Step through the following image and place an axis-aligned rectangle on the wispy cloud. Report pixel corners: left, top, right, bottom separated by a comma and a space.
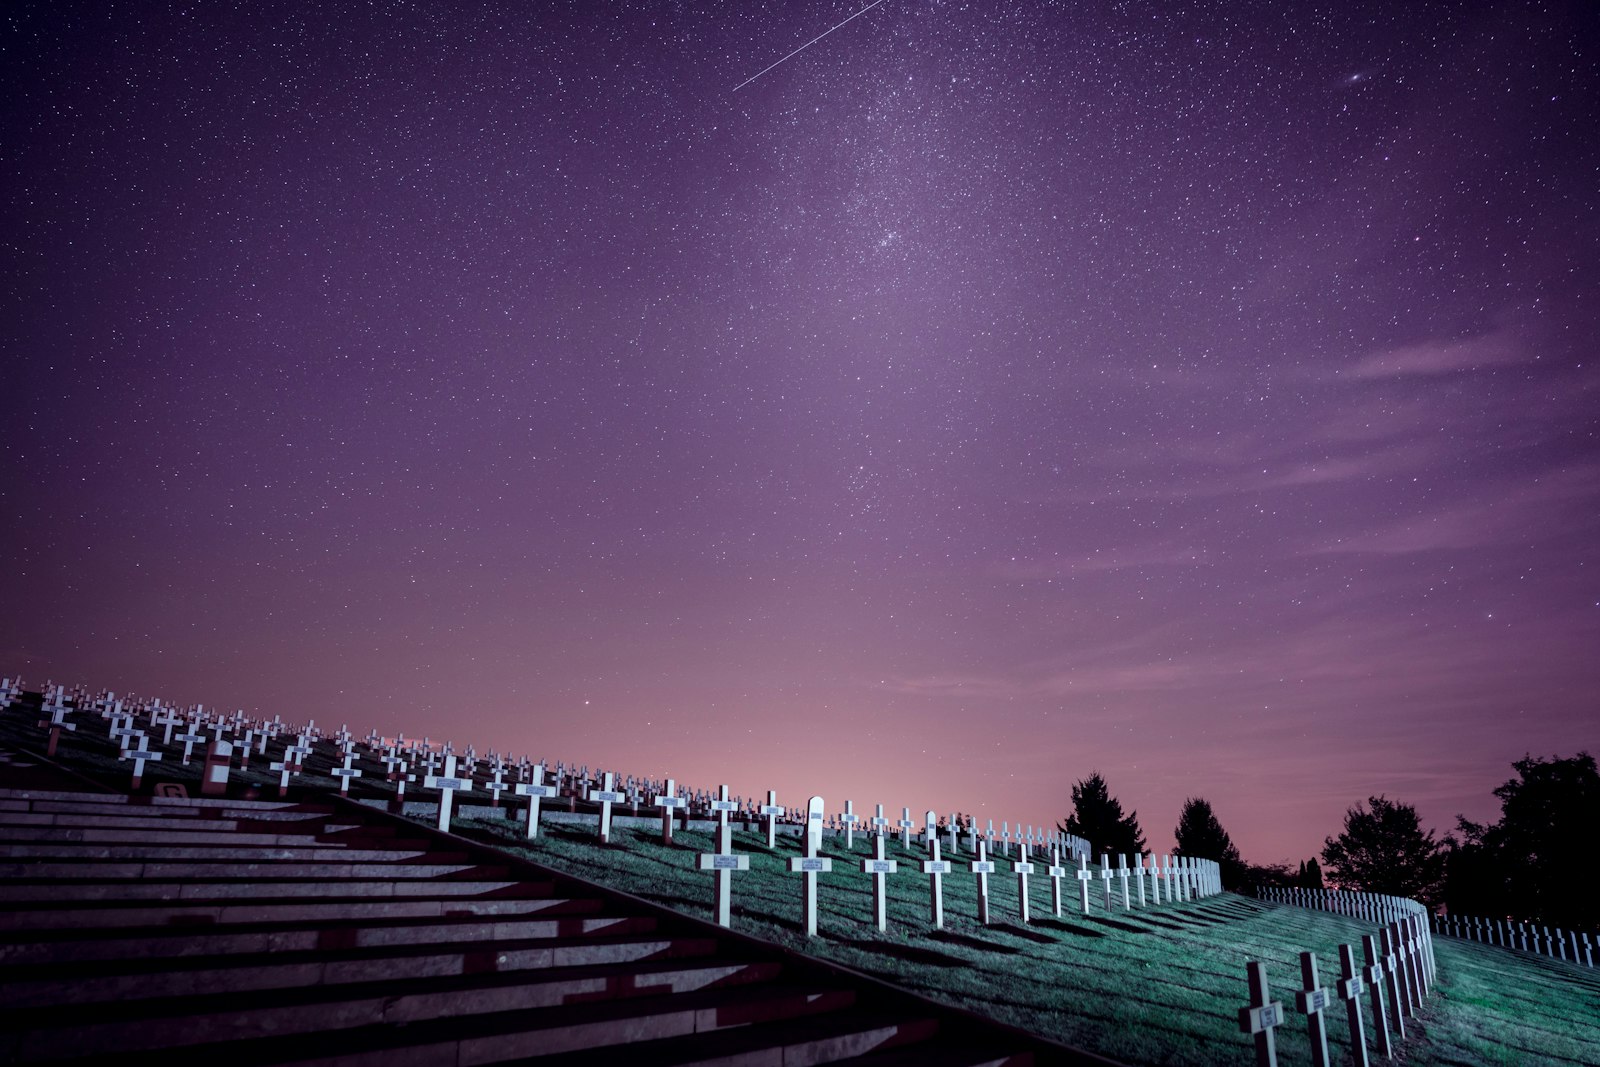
1346, 327, 1530, 380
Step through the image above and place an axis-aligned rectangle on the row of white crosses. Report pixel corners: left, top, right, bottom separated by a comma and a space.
691, 789, 1222, 934
1242, 911, 1435, 1066
1433, 911, 1594, 967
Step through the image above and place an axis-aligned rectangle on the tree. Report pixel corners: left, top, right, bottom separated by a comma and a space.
1295, 857, 1324, 889
1059, 772, 1146, 857
1321, 795, 1447, 906
1173, 797, 1245, 889
1448, 752, 1600, 929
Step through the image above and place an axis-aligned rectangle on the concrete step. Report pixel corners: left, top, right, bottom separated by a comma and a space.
0, 893, 601, 930
0, 812, 332, 831
850, 1040, 1038, 1067
4, 958, 788, 1059
0, 789, 328, 812
39, 981, 863, 1066
522, 1008, 944, 1066
0, 860, 508, 880
0, 912, 662, 966
0, 843, 444, 862
7, 802, 344, 822
0, 826, 351, 846
0, 878, 541, 902
0, 932, 723, 1008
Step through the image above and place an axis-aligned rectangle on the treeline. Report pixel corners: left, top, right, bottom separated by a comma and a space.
1056, 752, 1598, 929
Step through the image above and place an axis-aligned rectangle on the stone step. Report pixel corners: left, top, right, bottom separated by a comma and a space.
0, 893, 601, 931
0, 860, 507, 880
0, 912, 661, 966
34, 981, 862, 1066
0, 826, 350, 846
4, 958, 788, 1059
0, 843, 445, 863
0, 932, 722, 1008
0, 812, 332, 831
850, 1039, 1039, 1067
0, 878, 541, 902
6, 802, 341, 822
522, 1008, 944, 1066
0, 789, 328, 811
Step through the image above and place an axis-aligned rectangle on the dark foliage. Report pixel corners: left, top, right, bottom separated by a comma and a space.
1447, 752, 1599, 928
1059, 771, 1146, 858
1173, 797, 1246, 890
1321, 794, 1447, 906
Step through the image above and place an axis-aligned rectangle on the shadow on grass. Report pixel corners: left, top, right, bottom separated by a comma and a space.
989, 922, 1065, 945
928, 929, 1024, 954
1082, 915, 1158, 935
825, 937, 968, 968
1031, 918, 1107, 939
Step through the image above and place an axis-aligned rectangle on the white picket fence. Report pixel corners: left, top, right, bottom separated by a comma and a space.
1433, 911, 1594, 967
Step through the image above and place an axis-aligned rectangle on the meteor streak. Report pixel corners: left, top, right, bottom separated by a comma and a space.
732, 0, 891, 92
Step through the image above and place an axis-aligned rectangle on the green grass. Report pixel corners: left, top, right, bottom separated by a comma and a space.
445, 812, 1600, 1067
6, 713, 1597, 1066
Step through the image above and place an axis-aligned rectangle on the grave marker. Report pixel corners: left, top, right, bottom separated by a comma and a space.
1100, 854, 1117, 908
1077, 856, 1096, 914
1295, 951, 1332, 1067
329, 747, 362, 797
1361, 933, 1393, 1057
759, 789, 784, 848
485, 762, 508, 809
1117, 854, 1132, 908
1377, 928, 1406, 1039
1336, 943, 1370, 1067
587, 771, 628, 844
898, 807, 915, 850
653, 778, 686, 844
1047, 847, 1068, 917
120, 738, 162, 790
785, 796, 832, 936
515, 763, 558, 838
970, 840, 996, 924
36, 695, 76, 756
423, 753, 475, 833
1014, 842, 1036, 923
839, 800, 860, 849
201, 739, 233, 797
921, 814, 951, 928
860, 833, 899, 932
871, 804, 889, 839
1238, 960, 1286, 1067
697, 785, 750, 928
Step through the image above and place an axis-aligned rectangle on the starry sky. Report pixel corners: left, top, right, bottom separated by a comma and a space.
4, 0, 1596, 863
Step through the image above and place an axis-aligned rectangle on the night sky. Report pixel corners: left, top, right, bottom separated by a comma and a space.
4, 0, 1596, 863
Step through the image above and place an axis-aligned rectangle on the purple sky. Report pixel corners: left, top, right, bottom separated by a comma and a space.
4, 1, 1596, 862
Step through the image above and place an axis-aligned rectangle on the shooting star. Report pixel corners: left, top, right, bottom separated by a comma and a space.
733, 0, 891, 92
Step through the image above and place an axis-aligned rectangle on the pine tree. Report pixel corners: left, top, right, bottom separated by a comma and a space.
1322, 795, 1445, 905
1173, 797, 1245, 889
1059, 772, 1146, 857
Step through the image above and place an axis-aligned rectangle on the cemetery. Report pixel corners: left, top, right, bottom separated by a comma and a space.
1, 676, 1597, 1065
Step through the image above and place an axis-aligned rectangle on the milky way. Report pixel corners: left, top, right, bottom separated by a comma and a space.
4, 0, 1596, 862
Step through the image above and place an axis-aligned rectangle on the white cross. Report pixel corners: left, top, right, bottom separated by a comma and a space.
1077, 856, 1096, 914
330, 747, 362, 797
653, 778, 687, 844
921, 820, 952, 929
786, 796, 832, 936
860, 833, 898, 932
870, 804, 889, 839
1100, 854, 1117, 907
485, 762, 508, 808
1335, 943, 1370, 1067
898, 806, 915, 850
697, 784, 749, 928
151, 705, 183, 746
423, 753, 475, 833
587, 772, 628, 844
1014, 841, 1036, 923
758, 789, 784, 848
839, 800, 860, 850
1117, 854, 1133, 908
1238, 960, 1286, 1065
120, 742, 162, 789
970, 840, 995, 924
1047, 847, 1068, 916
945, 812, 959, 854
173, 722, 207, 766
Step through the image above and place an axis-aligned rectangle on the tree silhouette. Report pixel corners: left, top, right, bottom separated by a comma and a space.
1321, 795, 1446, 906
1449, 752, 1599, 928
1059, 772, 1146, 857
1173, 797, 1245, 889
1295, 857, 1325, 889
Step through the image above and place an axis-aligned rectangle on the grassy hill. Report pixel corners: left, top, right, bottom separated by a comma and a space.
446, 812, 1600, 1067
3, 709, 1595, 1065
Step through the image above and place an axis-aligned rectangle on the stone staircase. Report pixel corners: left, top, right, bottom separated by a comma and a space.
0, 786, 1105, 1066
